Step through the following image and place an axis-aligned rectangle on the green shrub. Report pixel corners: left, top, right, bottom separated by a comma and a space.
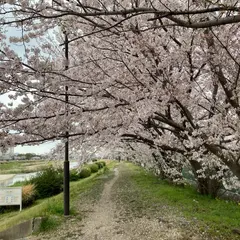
30, 167, 63, 199
99, 161, 106, 167
95, 162, 103, 169
70, 169, 80, 181
89, 164, 99, 173
79, 167, 91, 178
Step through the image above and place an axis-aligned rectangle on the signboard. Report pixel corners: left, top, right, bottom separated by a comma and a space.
0, 187, 22, 211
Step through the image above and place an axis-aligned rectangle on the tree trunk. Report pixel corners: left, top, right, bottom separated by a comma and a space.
189, 159, 221, 197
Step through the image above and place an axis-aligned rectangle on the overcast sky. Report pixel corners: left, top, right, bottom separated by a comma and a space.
14, 142, 57, 154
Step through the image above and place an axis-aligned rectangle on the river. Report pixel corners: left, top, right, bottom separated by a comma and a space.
0, 162, 79, 187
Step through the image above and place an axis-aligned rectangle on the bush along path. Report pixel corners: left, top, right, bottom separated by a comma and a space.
28, 162, 240, 240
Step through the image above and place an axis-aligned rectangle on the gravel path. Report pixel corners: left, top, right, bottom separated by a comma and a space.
27, 163, 204, 240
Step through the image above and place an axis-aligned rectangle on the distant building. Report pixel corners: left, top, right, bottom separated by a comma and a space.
0, 147, 14, 160
14, 155, 25, 160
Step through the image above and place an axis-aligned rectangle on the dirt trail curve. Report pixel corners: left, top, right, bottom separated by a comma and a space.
28, 163, 202, 240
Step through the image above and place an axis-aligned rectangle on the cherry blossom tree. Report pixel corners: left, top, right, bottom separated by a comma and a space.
1, 0, 240, 196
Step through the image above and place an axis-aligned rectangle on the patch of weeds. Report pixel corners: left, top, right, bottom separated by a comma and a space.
46, 199, 64, 215
39, 216, 61, 232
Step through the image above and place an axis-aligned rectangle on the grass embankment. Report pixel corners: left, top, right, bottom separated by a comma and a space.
0, 161, 117, 233
0, 160, 51, 174
125, 163, 240, 240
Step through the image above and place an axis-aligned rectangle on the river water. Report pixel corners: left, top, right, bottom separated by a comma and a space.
0, 161, 79, 187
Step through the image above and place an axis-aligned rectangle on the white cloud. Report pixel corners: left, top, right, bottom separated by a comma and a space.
15, 141, 57, 154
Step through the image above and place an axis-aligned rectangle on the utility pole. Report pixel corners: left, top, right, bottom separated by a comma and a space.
52, 0, 70, 216
64, 31, 69, 216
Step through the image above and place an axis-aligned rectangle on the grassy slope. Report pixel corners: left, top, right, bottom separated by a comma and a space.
126, 162, 240, 240
0, 164, 116, 232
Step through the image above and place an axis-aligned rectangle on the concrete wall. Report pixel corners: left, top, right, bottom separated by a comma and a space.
0, 217, 43, 240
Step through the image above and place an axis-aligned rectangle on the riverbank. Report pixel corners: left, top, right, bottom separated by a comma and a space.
0, 160, 50, 174
0, 164, 111, 234
0, 174, 15, 187
0, 161, 79, 186
0, 162, 239, 239
25, 162, 240, 240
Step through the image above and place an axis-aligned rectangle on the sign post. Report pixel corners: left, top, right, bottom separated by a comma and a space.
0, 187, 22, 211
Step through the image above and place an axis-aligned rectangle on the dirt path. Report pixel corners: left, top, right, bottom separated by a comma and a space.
28, 163, 203, 240
79, 167, 180, 240
79, 168, 120, 239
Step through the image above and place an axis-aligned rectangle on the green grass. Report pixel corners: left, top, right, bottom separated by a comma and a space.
38, 216, 62, 232
127, 163, 240, 240
0, 160, 51, 174
0, 163, 115, 233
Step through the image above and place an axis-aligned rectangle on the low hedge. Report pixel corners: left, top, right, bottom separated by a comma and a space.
79, 167, 91, 178
89, 164, 99, 173
99, 161, 106, 167
95, 162, 103, 169
70, 169, 81, 181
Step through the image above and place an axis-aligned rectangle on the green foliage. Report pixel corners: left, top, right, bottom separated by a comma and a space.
25, 153, 36, 160
89, 164, 99, 173
45, 198, 64, 215
12, 180, 29, 187
70, 169, 80, 181
79, 167, 91, 178
95, 162, 104, 169
39, 216, 61, 232
30, 167, 63, 199
99, 161, 106, 167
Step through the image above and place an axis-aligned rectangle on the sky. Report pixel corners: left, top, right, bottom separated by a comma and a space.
15, 142, 57, 154
0, 11, 58, 154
